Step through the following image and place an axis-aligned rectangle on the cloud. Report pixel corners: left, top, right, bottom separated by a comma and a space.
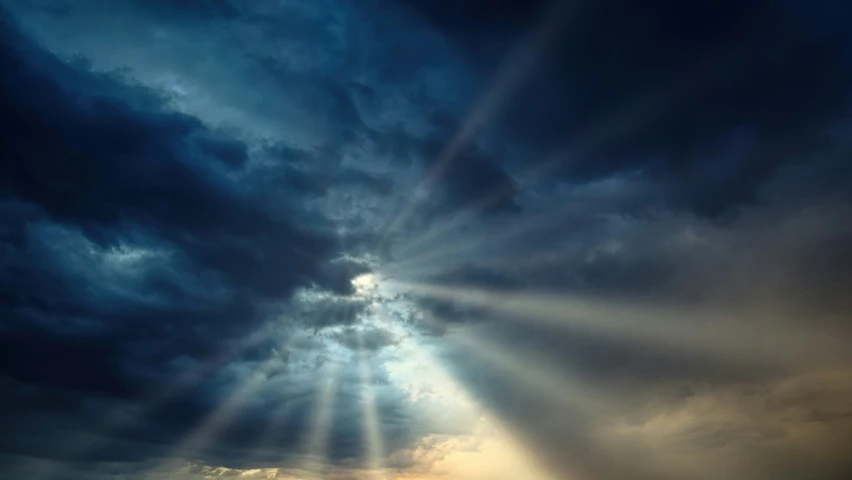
2, 1, 852, 480
332, 327, 399, 351
0, 8, 420, 472
399, 0, 852, 217
410, 266, 523, 327
385, 137, 852, 480
599, 368, 852, 479
290, 292, 370, 330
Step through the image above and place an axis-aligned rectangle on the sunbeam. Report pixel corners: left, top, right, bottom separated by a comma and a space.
242, 392, 299, 467
389, 33, 770, 268
378, 2, 574, 241
140, 353, 286, 479
385, 202, 592, 277
4, 2, 852, 479
297, 360, 341, 480
444, 324, 607, 414
27, 325, 277, 480
372, 305, 562, 480
387, 280, 852, 369
357, 329, 387, 479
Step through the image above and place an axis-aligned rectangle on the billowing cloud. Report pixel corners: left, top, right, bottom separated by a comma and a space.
1, 1, 852, 480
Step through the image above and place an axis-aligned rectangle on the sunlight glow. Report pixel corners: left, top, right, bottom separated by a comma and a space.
386, 204, 586, 277
373, 305, 561, 480
357, 330, 388, 479
299, 361, 341, 480
387, 280, 851, 368
352, 273, 379, 297
446, 326, 606, 414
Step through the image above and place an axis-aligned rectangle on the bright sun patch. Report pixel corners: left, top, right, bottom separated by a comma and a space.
351, 273, 378, 296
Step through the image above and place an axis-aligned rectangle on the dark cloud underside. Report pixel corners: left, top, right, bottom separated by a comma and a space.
1, 1, 852, 479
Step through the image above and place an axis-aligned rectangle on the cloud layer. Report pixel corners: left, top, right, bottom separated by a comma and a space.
1, 1, 851, 479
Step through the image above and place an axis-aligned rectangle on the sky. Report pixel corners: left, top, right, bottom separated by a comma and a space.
1, 1, 852, 479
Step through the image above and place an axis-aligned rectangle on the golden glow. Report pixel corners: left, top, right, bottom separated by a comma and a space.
390, 417, 563, 480
374, 305, 561, 480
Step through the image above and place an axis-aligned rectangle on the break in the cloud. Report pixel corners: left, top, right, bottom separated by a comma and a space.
1, 1, 851, 480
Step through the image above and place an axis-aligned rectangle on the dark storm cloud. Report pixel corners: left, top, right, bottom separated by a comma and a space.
255, 146, 394, 199
335, 168, 394, 196
398, 0, 548, 34
419, 134, 520, 215
332, 326, 398, 351
399, 0, 852, 217
0, 14, 348, 297
252, 56, 368, 146
292, 295, 370, 330
361, 115, 523, 240
0, 9, 407, 472
4, 0, 852, 479
128, 0, 241, 20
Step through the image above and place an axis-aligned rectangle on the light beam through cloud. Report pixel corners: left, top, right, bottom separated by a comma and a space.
357, 329, 388, 479
388, 280, 852, 369
297, 360, 341, 480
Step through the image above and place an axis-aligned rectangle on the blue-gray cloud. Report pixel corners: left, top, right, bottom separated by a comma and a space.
0, 7, 419, 473
2, 1, 852, 479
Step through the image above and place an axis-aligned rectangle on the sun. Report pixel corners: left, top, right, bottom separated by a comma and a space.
351, 273, 379, 297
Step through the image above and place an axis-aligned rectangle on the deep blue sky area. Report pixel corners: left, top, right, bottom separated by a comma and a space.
1, 1, 852, 479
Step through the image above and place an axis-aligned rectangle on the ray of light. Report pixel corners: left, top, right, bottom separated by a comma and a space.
378, 3, 573, 241
387, 98, 676, 265
443, 325, 606, 414
112, 325, 272, 422
386, 155, 580, 267
242, 396, 299, 466
297, 360, 341, 480
384, 202, 592, 278
356, 329, 387, 479
30, 325, 276, 480
169, 357, 281, 457
139, 355, 287, 480
136, 331, 304, 478
372, 306, 562, 480
373, 306, 479, 413
387, 280, 852, 369
389, 36, 768, 268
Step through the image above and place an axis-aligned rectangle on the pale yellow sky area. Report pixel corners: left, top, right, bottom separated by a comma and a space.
190, 314, 561, 480
197, 417, 557, 480
390, 418, 558, 480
